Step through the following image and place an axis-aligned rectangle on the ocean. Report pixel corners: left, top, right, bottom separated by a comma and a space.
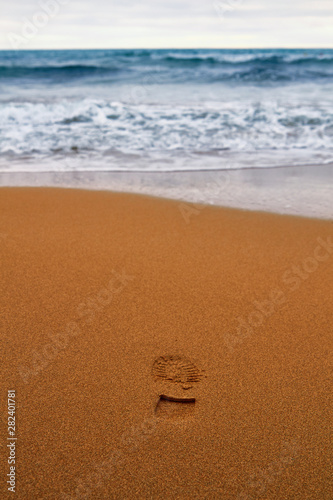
0, 48, 333, 172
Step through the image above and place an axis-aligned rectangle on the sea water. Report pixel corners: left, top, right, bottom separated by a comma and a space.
0, 48, 333, 172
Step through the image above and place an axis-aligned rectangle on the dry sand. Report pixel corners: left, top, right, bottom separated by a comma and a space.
0, 187, 332, 499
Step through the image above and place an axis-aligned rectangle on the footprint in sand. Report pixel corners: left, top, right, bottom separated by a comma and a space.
152, 355, 204, 419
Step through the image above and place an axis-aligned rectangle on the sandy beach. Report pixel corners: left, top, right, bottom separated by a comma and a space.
1, 186, 332, 499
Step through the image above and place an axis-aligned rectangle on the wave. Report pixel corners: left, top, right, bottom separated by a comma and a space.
1, 52, 332, 84
289, 56, 333, 65
0, 64, 121, 79
163, 55, 220, 65
1, 98, 332, 156
150, 52, 333, 66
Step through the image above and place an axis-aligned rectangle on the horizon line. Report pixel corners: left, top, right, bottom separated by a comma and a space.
0, 47, 332, 51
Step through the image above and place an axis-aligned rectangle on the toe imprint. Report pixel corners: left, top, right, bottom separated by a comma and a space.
152, 355, 203, 389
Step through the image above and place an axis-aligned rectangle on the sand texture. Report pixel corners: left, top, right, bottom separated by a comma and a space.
0, 187, 332, 499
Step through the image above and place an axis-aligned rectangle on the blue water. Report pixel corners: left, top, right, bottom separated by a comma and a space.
0, 49, 333, 171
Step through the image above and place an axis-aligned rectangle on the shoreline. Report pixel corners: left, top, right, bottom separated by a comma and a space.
1, 163, 332, 220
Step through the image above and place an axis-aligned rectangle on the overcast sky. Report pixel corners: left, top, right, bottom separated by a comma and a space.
1, 0, 332, 50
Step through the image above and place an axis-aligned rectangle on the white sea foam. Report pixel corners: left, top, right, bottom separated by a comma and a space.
0, 94, 333, 172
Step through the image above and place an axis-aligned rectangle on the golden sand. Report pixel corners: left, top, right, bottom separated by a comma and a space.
0, 187, 332, 499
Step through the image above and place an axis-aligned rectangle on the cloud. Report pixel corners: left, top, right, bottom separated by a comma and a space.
0, 0, 332, 49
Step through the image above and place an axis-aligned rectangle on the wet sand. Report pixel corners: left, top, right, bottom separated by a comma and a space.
0, 187, 332, 499
1, 163, 333, 220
